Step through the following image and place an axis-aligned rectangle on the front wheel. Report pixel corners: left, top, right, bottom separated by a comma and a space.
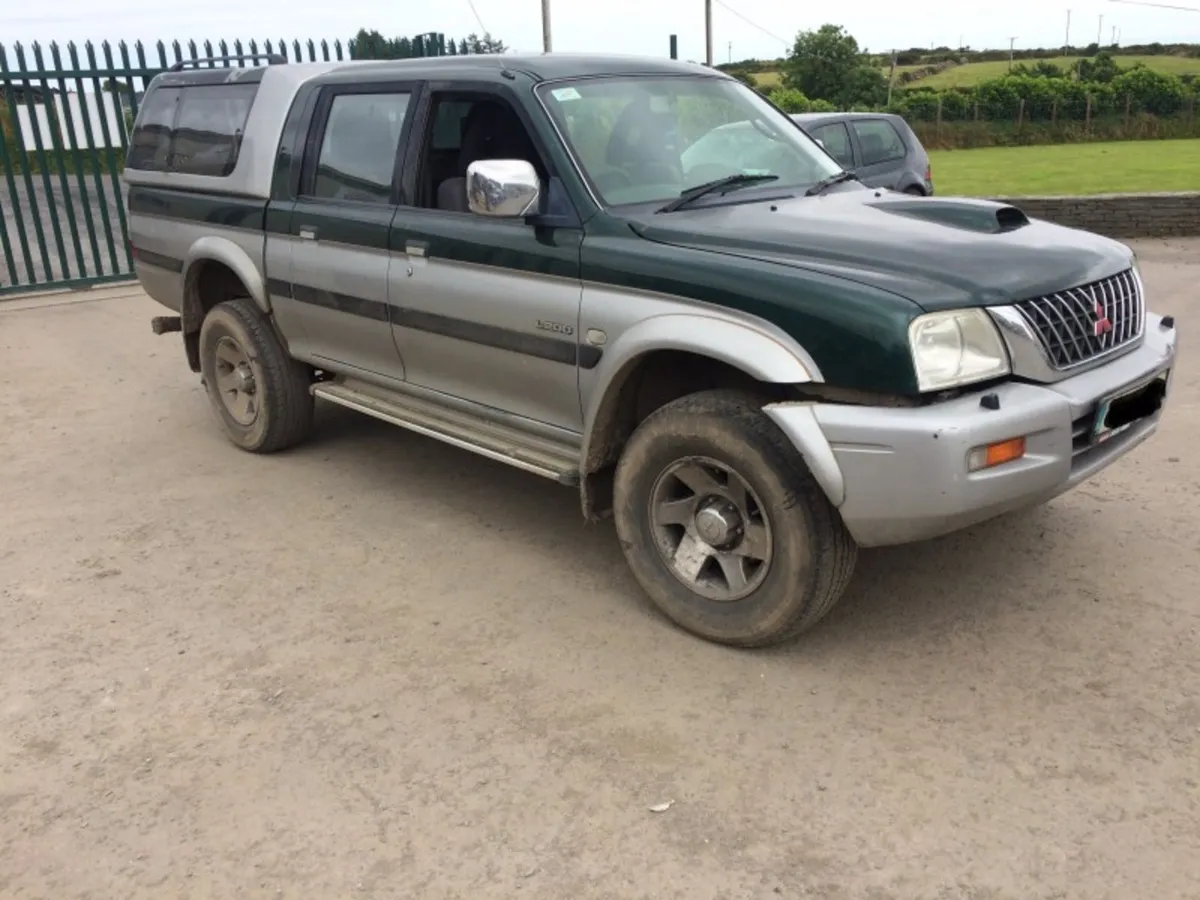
198, 297, 314, 453
612, 391, 857, 648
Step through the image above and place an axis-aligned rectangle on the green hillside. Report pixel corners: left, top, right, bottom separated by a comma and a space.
753, 55, 1200, 92
908, 55, 1200, 88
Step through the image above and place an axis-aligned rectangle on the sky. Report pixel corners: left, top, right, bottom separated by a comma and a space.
3, 0, 1199, 61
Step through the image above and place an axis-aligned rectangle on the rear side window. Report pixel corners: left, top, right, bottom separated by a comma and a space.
127, 82, 258, 176
850, 119, 906, 167
809, 122, 854, 168
171, 84, 258, 176
308, 92, 412, 204
126, 87, 180, 170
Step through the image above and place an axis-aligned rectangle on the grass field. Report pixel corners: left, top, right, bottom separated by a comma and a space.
754, 55, 1200, 91
908, 54, 1200, 88
927, 138, 1200, 196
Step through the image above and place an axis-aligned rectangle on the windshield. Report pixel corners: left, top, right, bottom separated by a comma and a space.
537, 76, 843, 208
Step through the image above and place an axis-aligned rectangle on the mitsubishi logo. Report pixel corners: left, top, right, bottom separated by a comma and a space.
1093, 301, 1114, 337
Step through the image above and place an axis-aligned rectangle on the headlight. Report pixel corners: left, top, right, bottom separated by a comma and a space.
908, 309, 1010, 392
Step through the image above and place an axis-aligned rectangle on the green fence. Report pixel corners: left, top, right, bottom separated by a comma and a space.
0, 36, 446, 296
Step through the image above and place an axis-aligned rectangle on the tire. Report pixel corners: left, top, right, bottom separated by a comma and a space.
613, 390, 857, 648
902, 185, 926, 196
198, 297, 313, 453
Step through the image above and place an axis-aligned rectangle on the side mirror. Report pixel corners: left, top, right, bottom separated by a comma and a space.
466, 159, 542, 218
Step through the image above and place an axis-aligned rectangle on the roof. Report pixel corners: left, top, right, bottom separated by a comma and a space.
790, 111, 902, 123
155, 54, 726, 91
319, 53, 721, 82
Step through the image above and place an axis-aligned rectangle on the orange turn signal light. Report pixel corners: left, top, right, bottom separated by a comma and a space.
968, 436, 1027, 472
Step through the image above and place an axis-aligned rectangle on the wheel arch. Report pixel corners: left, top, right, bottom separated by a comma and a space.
180, 238, 268, 371
578, 314, 823, 520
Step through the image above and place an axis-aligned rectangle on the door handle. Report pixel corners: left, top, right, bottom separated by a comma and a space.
298, 226, 318, 241
406, 240, 428, 258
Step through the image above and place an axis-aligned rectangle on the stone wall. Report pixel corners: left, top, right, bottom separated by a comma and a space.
991, 192, 1200, 239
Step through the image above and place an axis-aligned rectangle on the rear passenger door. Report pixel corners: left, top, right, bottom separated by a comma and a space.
281, 83, 419, 381
847, 118, 908, 190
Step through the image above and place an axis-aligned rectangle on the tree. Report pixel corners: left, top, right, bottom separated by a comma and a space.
729, 70, 758, 89
783, 24, 885, 109
840, 65, 888, 108
1012, 60, 1065, 79
1077, 51, 1121, 83
351, 28, 505, 60
767, 88, 811, 113
465, 33, 507, 54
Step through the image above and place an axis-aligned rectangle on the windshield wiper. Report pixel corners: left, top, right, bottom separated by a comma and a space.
657, 173, 780, 213
805, 170, 860, 196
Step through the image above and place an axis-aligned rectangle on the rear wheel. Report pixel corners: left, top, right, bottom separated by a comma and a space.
198, 298, 314, 453
613, 391, 857, 648
902, 185, 926, 196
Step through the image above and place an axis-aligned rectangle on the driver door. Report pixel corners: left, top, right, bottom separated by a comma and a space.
386, 86, 587, 434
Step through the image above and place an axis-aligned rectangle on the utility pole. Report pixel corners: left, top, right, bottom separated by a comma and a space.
728, 41, 732, 63
541, 0, 552, 52
1111, 24, 1117, 45
705, 0, 714, 66
1008, 36, 1017, 69
886, 50, 897, 109
1097, 14, 1104, 45
1065, 9, 1071, 50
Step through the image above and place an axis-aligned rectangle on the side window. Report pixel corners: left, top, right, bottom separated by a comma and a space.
850, 119, 906, 167
170, 83, 258, 177
418, 93, 543, 212
810, 122, 854, 169
431, 100, 473, 152
127, 87, 180, 171
309, 91, 412, 204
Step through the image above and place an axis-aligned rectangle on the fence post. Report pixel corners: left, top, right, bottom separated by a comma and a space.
936, 94, 942, 143
1124, 93, 1131, 131
1085, 93, 1092, 137
974, 100, 979, 122
1051, 98, 1058, 126
1017, 97, 1024, 133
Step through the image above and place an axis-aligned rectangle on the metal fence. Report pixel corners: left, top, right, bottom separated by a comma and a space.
0, 36, 444, 296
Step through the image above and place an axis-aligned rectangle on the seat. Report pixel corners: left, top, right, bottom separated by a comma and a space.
437, 101, 537, 212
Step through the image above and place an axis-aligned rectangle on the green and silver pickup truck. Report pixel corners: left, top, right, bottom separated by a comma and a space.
123, 53, 1177, 648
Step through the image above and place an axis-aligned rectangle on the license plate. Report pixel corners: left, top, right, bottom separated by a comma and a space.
1092, 371, 1169, 443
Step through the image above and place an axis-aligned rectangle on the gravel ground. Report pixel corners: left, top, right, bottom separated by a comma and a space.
1, 240, 1198, 900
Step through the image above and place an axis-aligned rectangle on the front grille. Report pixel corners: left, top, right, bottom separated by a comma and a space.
1014, 269, 1144, 369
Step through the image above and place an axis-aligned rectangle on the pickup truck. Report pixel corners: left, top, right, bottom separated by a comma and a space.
123, 53, 1177, 648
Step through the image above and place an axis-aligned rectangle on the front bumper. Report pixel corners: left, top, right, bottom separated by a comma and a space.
765, 314, 1177, 547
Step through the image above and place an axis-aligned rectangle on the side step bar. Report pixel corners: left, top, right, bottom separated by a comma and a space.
312, 380, 581, 486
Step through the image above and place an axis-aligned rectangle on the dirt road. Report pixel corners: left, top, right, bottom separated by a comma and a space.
2, 240, 1198, 900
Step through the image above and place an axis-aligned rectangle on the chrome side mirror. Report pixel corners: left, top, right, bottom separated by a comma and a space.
466, 159, 541, 218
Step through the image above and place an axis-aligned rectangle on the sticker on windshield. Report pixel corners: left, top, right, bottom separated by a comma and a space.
551, 87, 581, 102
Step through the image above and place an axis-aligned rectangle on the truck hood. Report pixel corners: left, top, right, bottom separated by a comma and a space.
625, 187, 1134, 311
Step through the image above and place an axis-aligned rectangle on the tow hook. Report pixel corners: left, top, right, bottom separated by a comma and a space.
151, 316, 182, 335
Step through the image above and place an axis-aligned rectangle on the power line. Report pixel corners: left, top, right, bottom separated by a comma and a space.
1107, 0, 1199, 9
711, 0, 791, 48
465, 0, 489, 34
